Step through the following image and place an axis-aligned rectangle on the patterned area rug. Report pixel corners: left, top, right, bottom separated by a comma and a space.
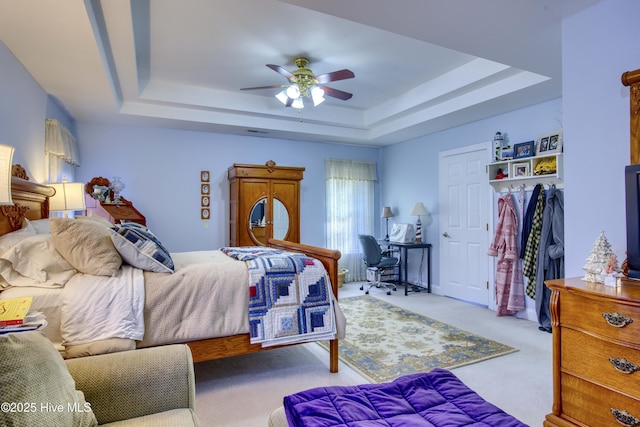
319, 295, 518, 383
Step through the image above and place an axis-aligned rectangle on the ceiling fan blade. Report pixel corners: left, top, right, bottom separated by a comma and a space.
266, 64, 294, 80
319, 85, 353, 101
240, 85, 282, 91
315, 69, 355, 84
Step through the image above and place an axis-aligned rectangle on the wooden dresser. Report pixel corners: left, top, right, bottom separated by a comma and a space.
545, 277, 640, 427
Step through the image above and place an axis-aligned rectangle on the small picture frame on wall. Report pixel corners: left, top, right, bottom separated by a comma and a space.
513, 141, 535, 159
536, 129, 563, 155
200, 170, 210, 182
512, 162, 530, 177
201, 183, 210, 195
201, 196, 210, 207
201, 208, 210, 220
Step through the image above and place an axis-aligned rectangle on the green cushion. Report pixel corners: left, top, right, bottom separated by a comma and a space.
0, 331, 97, 426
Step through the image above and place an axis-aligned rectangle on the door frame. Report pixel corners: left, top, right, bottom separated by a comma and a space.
437, 141, 495, 309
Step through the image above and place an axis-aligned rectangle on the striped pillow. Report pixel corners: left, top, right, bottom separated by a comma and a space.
110, 223, 174, 273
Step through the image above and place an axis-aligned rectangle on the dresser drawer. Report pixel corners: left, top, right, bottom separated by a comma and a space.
560, 291, 640, 343
561, 373, 640, 426
561, 328, 640, 398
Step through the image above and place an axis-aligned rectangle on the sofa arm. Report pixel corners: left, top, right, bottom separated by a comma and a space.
65, 344, 196, 425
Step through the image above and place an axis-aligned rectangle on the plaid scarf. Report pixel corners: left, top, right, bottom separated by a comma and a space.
523, 184, 545, 299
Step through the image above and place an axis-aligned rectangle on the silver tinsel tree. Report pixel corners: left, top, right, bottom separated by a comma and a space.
582, 230, 618, 282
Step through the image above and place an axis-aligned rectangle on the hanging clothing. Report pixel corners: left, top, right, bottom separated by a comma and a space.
488, 193, 525, 316
520, 183, 543, 259
523, 184, 546, 298
535, 187, 564, 330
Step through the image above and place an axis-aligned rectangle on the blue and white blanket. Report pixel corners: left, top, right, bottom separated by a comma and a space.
221, 247, 336, 347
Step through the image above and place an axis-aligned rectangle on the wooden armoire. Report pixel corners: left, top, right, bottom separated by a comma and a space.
228, 160, 304, 246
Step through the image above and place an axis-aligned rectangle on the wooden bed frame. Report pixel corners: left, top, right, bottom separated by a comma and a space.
622, 67, 640, 165
0, 168, 341, 372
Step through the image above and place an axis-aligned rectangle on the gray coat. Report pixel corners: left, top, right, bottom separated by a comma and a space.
535, 186, 564, 329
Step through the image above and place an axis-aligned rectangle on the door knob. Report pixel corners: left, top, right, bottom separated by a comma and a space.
442, 232, 450, 238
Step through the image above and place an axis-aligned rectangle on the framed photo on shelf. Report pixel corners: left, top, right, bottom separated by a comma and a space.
513, 141, 535, 159
536, 129, 563, 155
512, 162, 530, 177
499, 147, 514, 160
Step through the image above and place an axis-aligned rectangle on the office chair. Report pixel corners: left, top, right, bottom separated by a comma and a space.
358, 234, 398, 295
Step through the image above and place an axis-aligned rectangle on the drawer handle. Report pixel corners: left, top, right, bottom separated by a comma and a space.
610, 357, 640, 374
611, 409, 640, 426
603, 312, 634, 328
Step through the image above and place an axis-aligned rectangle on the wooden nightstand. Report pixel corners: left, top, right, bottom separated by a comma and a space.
84, 193, 146, 226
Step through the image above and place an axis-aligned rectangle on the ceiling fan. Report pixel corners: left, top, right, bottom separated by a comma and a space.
240, 57, 355, 108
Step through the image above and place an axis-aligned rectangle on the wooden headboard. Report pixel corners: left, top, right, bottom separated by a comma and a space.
0, 165, 55, 236
622, 68, 640, 165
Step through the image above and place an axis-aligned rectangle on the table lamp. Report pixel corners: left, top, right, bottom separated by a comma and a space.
381, 206, 394, 240
49, 178, 86, 217
0, 144, 14, 206
410, 202, 429, 242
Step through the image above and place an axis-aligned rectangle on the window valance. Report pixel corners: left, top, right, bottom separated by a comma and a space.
325, 159, 377, 181
45, 119, 80, 166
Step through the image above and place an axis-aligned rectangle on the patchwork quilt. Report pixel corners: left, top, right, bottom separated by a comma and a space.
221, 247, 336, 347
283, 369, 527, 427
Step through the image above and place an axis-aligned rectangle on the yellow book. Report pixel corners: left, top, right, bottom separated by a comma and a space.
0, 296, 33, 326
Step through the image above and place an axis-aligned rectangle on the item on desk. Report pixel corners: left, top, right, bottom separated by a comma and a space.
389, 223, 415, 243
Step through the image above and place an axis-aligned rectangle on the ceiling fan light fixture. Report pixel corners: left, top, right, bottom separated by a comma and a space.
292, 98, 304, 109
311, 86, 325, 106
275, 90, 289, 105
285, 84, 301, 99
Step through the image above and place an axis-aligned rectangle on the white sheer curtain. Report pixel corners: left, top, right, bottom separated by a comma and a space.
326, 159, 377, 282
45, 118, 79, 183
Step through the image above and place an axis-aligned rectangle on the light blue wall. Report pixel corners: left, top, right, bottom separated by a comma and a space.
0, 41, 50, 183
562, 0, 640, 277
75, 122, 380, 252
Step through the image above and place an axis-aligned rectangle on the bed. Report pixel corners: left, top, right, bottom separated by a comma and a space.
0, 166, 341, 372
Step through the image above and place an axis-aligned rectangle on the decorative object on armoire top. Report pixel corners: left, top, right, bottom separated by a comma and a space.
582, 230, 619, 282
410, 202, 430, 243
49, 178, 86, 218
381, 206, 394, 240
109, 177, 125, 204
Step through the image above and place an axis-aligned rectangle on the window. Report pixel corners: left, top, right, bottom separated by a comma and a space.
326, 159, 376, 281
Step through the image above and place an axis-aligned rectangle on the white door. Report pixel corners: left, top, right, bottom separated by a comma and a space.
438, 142, 491, 305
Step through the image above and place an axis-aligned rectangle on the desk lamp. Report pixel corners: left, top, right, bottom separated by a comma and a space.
381, 206, 394, 240
49, 178, 86, 217
0, 144, 14, 206
410, 202, 429, 242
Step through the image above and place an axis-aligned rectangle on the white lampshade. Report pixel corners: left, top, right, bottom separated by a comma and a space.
410, 202, 429, 217
286, 84, 301, 99
0, 144, 14, 206
49, 180, 86, 214
381, 206, 394, 218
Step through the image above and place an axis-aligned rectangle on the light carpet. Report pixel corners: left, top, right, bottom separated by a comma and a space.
319, 295, 518, 383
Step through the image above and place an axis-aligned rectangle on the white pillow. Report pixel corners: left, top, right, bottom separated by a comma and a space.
0, 234, 76, 287
25, 218, 52, 234
0, 221, 36, 255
